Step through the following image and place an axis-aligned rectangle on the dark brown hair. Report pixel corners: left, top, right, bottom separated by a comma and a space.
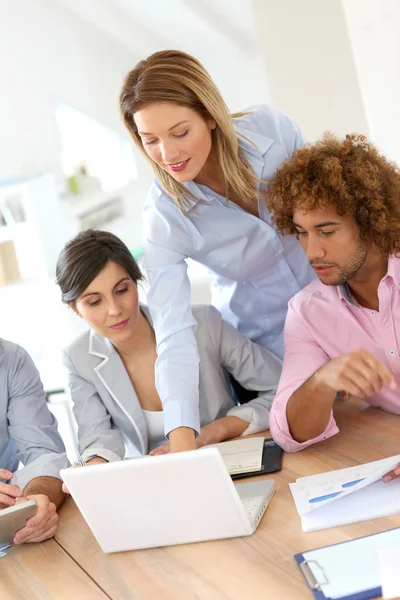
266, 133, 400, 255
56, 229, 143, 304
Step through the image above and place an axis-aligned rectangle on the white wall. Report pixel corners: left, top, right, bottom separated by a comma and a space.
0, 0, 140, 177
0, 0, 270, 180
252, 0, 369, 141
0, 0, 270, 254
342, 0, 400, 164
55, 0, 271, 113
0, 0, 156, 251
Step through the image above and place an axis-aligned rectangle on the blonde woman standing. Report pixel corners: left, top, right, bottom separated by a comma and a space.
120, 50, 315, 453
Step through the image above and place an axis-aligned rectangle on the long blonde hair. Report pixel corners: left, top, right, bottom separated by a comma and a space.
119, 50, 258, 212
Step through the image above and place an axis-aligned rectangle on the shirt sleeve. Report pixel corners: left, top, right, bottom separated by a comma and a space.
269, 298, 339, 452
7, 346, 69, 490
62, 351, 125, 463
205, 305, 282, 435
142, 193, 201, 436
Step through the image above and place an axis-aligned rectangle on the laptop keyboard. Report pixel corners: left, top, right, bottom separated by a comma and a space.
241, 496, 264, 521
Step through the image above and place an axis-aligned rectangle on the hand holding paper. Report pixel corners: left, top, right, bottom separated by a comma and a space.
290, 454, 400, 531
382, 462, 400, 483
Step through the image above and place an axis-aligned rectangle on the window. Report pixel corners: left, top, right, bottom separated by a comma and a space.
55, 103, 137, 192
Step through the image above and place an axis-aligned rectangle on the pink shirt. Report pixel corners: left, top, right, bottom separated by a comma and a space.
270, 256, 400, 452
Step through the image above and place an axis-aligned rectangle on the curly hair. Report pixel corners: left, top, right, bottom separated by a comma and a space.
266, 133, 400, 255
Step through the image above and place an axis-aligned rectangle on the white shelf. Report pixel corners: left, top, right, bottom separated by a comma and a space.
0, 174, 76, 280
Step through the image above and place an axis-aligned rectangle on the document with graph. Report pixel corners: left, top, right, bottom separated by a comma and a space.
290, 454, 400, 531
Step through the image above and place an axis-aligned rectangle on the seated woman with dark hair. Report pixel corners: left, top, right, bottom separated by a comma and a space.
56, 230, 282, 464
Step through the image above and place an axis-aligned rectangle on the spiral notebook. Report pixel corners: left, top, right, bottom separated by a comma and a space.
207, 437, 264, 475
290, 454, 400, 532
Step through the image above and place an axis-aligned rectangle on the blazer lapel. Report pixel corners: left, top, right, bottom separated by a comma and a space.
88, 331, 148, 454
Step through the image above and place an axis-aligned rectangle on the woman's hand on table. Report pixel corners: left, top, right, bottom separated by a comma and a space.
150, 417, 248, 456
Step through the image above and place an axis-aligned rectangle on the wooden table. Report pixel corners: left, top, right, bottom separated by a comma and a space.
55, 398, 400, 600
0, 538, 109, 600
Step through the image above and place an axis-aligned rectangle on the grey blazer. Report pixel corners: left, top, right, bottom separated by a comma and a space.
62, 305, 282, 461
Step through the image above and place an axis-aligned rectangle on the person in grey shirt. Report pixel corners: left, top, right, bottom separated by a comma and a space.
56, 230, 282, 467
0, 339, 69, 543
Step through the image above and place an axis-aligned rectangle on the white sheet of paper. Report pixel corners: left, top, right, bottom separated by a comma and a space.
208, 437, 264, 474
379, 547, 400, 599
290, 454, 400, 516
297, 477, 400, 532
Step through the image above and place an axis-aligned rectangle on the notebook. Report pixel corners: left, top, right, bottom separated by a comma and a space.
295, 527, 400, 600
290, 454, 400, 532
207, 437, 264, 475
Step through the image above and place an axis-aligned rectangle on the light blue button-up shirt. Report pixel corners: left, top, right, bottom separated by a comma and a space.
0, 339, 69, 490
142, 104, 316, 436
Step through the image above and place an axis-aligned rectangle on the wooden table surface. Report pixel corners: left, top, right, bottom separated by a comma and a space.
54, 397, 400, 600
0, 538, 109, 600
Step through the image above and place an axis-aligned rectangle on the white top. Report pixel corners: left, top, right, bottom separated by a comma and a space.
142, 410, 166, 450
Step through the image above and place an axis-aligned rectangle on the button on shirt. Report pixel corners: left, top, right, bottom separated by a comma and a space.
142, 104, 315, 436
269, 256, 400, 452
0, 339, 69, 489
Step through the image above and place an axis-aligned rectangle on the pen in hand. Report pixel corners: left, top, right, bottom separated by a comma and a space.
62, 449, 85, 494
75, 450, 85, 467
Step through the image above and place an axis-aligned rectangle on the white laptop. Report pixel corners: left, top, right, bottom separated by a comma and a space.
61, 447, 275, 553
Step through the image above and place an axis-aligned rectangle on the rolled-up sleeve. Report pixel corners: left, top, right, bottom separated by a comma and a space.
143, 193, 200, 436
7, 346, 69, 489
269, 298, 339, 452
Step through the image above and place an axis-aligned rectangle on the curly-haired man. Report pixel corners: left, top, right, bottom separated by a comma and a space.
266, 133, 400, 481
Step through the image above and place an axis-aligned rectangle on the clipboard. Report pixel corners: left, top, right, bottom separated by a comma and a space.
295, 527, 400, 600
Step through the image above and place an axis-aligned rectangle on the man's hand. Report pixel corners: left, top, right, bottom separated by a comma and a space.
315, 349, 395, 398
382, 463, 400, 483
13, 494, 58, 544
0, 469, 23, 509
62, 456, 108, 494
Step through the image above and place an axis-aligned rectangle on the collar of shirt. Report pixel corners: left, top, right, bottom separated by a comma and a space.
338, 255, 400, 307
338, 283, 355, 306
384, 254, 400, 289
180, 119, 274, 213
